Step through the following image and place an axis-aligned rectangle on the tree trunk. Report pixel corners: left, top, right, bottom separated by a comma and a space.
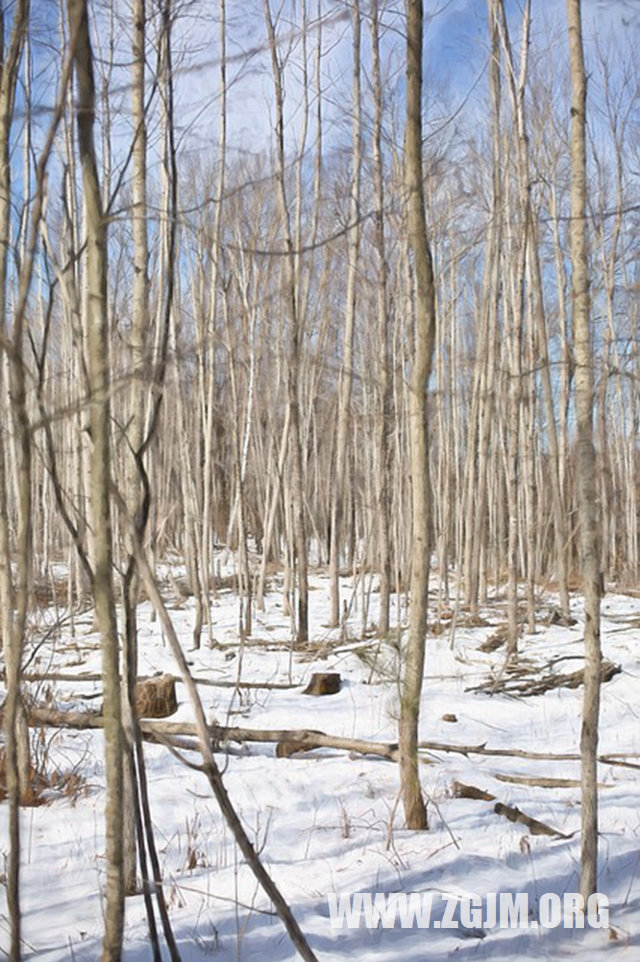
566, 0, 602, 901
465, 0, 502, 617
328, 0, 361, 627
0, 5, 33, 958
119, 0, 150, 898
400, 0, 437, 831
264, 0, 309, 644
68, 0, 125, 955
371, 0, 392, 637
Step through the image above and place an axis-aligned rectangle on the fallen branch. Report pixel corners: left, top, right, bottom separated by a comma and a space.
22, 707, 640, 772
452, 782, 571, 838
492, 772, 611, 790
419, 738, 640, 766
467, 659, 621, 696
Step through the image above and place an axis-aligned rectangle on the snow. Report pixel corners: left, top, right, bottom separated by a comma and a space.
1, 569, 639, 960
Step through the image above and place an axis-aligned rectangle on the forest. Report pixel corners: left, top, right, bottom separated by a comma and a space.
0, 0, 638, 959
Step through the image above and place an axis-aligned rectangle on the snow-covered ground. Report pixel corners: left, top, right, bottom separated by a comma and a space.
1, 568, 639, 960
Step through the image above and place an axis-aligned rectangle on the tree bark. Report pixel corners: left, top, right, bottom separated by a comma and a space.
400, 0, 437, 831
264, 0, 309, 644
465, 0, 502, 617
0, 5, 31, 958
119, 0, 150, 898
328, 0, 361, 627
371, 0, 392, 637
566, 0, 602, 902
68, 0, 125, 955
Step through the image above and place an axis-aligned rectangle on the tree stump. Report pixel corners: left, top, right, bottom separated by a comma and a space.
135, 675, 178, 718
546, 608, 578, 627
276, 740, 309, 758
302, 673, 341, 696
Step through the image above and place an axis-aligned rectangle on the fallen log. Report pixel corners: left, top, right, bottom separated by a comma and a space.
23, 707, 640, 771
452, 781, 570, 838
5, 671, 299, 690
26, 706, 400, 761
493, 802, 569, 838
452, 780, 495, 801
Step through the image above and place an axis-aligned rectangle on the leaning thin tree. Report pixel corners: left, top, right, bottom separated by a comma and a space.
399, 0, 437, 830
566, 0, 603, 901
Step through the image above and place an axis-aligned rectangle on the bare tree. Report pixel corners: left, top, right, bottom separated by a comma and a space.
67, 0, 125, 955
198, 0, 228, 648
264, 0, 310, 644
566, 0, 603, 901
370, 0, 392, 636
400, 0, 437, 830
118, 0, 151, 899
328, 0, 362, 628
463, 0, 503, 619
0, 3, 31, 956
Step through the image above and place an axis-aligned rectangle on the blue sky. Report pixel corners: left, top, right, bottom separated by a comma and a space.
13, 0, 639, 205
166, 0, 636, 158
